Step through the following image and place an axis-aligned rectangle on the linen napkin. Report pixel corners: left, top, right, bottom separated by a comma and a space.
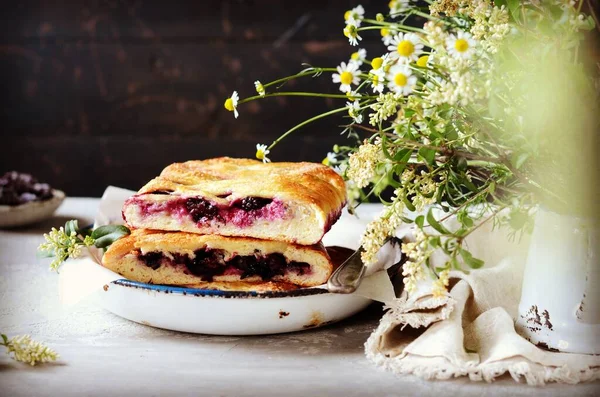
365, 215, 600, 385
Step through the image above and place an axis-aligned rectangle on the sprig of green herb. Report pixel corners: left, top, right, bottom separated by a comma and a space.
1, 333, 58, 366
38, 220, 130, 271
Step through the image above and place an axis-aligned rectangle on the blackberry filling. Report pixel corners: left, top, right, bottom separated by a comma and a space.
137, 250, 311, 282
185, 197, 220, 222
234, 197, 273, 211
139, 251, 163, 270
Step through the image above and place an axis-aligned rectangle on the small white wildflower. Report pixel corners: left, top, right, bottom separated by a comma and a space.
369, 92, 399, 126
387, 64, 417, 96
255, 144, 270, 163
388, 32, 424, 62
322, 152, 337, 166
347, 139, 382, 188
346, 90, 362, 101
369, 73, 385, 93
389, 0, 410, 18
254, 81, 265, 97
349, 48, 367, 66
431, 269, 450, 297
2, 334, 59, 366
446, 31, 477, 59
224, 91, 239, 118
361, 190, 405, 264
380, 27, 395, 46
343, 21, 362, 46
332, 61, 361, 93
347, 100, 363, 124
344, 5, 365, 26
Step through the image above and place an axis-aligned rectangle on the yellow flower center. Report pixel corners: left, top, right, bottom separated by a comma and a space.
344, 10, 351, 20
346, 91, 358, 100
394, 73, 407, 87
322, 157, 330, 166
397, 40, 415, 57
372, 75, 380, 85
380, 28, 390, 37
351, 52, 360, 61
371, 57, 383, 70
256, 149, 265, 160
224, 98, 235, 111
454, 39, 469, 52
340, 71, 354, 85
389, 0, 396, 8
416, 55, 429, 68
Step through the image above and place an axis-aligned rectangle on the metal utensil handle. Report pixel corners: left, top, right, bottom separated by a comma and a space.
327, 247, 366, 294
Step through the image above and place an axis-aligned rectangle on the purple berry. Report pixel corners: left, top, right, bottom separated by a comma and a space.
236, 197, 272, 211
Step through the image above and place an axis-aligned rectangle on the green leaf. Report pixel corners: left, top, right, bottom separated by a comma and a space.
65, 220, 79, 236
418, 147, 436, 166
415, 215, 425, 229
1, 334, 8, 345
460, 248, 485, 269
426, 208, 451, 235
402, 195, 416, 212
429, 236, 441, 249
92, 225, 131, 249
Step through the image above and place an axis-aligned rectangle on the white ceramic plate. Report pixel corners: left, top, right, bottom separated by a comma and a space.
0, 190, 65, 228
96, 281, 372, 335
93, 205, 382, 335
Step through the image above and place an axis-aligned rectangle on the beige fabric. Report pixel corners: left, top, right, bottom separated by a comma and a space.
365, 216, 600, 385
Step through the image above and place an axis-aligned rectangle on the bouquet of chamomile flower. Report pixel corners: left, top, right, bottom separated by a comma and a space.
224, 0, 598, 296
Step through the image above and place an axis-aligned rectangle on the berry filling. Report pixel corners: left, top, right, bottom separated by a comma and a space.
136, 249, 311, 282
131, 195, 288, 228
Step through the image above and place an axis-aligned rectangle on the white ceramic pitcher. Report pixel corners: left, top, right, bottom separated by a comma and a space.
515, 207, 600, 354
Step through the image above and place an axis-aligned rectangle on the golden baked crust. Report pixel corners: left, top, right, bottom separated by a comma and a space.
102, 229, 334, 289
122, 157, 347, 245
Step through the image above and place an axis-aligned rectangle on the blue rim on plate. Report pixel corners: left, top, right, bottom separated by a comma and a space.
111, 279, 330, 299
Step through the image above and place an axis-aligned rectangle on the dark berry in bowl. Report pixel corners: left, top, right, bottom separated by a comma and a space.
0, 171, 54, 206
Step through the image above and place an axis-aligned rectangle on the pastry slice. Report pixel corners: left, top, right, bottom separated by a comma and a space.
102, 229, 334, 289
122, 157, 347, 245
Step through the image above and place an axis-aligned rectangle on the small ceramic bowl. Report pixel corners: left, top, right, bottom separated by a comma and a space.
0, 189, 65, 228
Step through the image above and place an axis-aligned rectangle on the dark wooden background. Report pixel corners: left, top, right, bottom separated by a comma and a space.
1, 0, 382, 196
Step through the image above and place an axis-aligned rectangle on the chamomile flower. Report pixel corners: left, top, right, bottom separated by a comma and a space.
387, 64, 417, 96
343, 22, 362, 46
416, 55, 431, 68
344, 5, 365, 26
389, 0, 410, 18
369, 54, 391, 76
380, 27, 395, 46
346, 90, 362, 101
332, 62, 360, 93
322, 152, 337, 166
254, 81, 265, 97
255, 144, 270, 163
349, 48, 367, 66
347, 100, 363, 124
224, 91, 239, 118
369, 73, 385, 93
388, 33, 423, 62
446, 31, 477, 59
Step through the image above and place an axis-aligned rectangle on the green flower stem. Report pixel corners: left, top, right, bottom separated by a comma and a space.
357, 25, 425, 33
268, 107, 348, 151
262, 68, 338, 89
239, 92, 378, 105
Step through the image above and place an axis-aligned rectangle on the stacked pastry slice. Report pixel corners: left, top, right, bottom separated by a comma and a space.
103, 157, 347, 291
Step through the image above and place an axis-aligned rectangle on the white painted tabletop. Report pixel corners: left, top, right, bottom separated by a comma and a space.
0, 198, 598, 396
